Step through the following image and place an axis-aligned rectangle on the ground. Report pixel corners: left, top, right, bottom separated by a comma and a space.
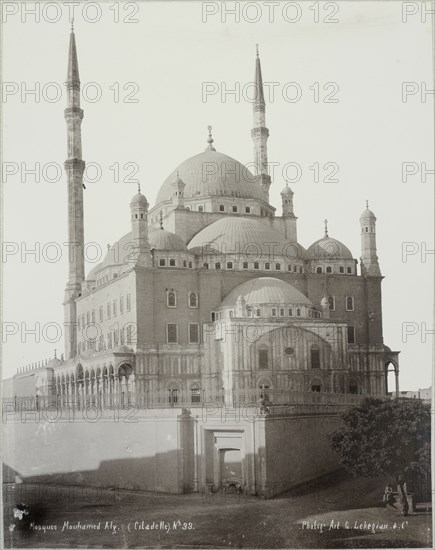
3, 471, 432, 549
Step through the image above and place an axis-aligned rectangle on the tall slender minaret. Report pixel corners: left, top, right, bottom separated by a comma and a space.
360, 201, 381, 277
251, 45, 271, 201
63, 22, 85, 359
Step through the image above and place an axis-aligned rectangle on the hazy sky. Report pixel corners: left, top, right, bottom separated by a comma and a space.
2, 1, 433, 389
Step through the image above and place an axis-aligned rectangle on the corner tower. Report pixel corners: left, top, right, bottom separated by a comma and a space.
360, 201, 381, 277
251, 45, 271, 201
63, 23, 85, 359
129, 185, 151, 267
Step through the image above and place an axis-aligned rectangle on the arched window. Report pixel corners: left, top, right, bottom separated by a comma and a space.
316, 266, 323, 274
190, 386, 201, 403
215, 262, 221, 270
226, 261, 233, 269
232, 206, 238, 212
349, 382, 358, 394
271, 308, 277, 317
256, 308, 261, 317
245, 207, 251, 214
311, 344, 320, 368
243, 262, 248, 269
159, 259, 166, 267
288, 308, 293, 316
347, 267, 352, 274
168, 387, 178, 405
203, 262, 209, 269
258, 347, 268, 369
183, 260, 187, 267
254, 262, 259, 269
265, 262, 270, 270
275, 263, 281, 270
296, 308, 301, 316
339, 266, 344, 274
346, 296, 354, 311
169, 259, 176, 267
326, 266, 332, 273
198, 205, 204, 212
167, 290, 176, 308
219, 205, 225, 212
189, 292, 198, 308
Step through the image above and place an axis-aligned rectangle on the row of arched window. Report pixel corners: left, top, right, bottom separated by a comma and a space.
203, 261, 304, 273
158, 258, 193, 268
257, 344, 322, 370
166, 290, 198, 308
315, 265, 353, 274
78, 294, 131, 331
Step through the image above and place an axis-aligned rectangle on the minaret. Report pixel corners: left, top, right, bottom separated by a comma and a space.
129, 184, 151, 267
360, 201, 381, 276
251, 45, 271, 200
63, 22, 85, 359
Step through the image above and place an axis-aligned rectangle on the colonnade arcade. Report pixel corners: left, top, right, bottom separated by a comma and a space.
53, 363, 135, 407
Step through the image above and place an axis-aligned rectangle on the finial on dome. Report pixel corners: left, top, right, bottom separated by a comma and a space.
54, 348, 57, 359
159, 210, 163, 230
206, 125, 216, 151
366, 199, 369, 209
137, 182, 141, 194
324, 219, 328, 237
256, 43, 259, 57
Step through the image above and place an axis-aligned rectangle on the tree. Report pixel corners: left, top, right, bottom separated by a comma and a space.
329, 397, 431, 516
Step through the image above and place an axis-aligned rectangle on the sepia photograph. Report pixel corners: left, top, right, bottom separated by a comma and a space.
1, 1, 433, 548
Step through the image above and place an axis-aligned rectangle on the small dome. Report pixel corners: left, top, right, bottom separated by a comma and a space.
130, 192, 148, 207
149, 228, 187, 252
188, 217, 306, 259
305, 237, 353, 261
360, 207, 376, 222
281, 184, 293, 196
222, 277, 312, 308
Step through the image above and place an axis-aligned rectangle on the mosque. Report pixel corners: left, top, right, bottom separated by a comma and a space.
5, 28, 401, 495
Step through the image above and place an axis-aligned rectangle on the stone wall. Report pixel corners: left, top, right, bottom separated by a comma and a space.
2, 408, 194, 493
264, 413, 342, 494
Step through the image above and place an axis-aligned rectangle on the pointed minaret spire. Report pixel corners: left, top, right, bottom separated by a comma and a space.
251, 45, 270, 201
64, 24, 86, 360
67, 23, 80, 89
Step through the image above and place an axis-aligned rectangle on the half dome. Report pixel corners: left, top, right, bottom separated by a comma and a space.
222, 277, 312, 307
156, 149, 267, 205
188, 217, 305, 259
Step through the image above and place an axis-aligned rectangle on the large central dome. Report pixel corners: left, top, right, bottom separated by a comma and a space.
156, 149, 268, 205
